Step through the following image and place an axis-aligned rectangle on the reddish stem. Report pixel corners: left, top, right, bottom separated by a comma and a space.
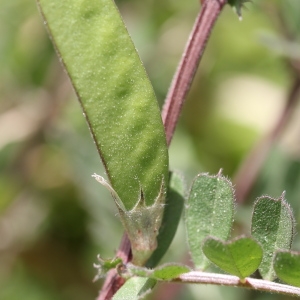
97, 234, 131, 300
175, 271, 300, 297
162, 0, 227, 146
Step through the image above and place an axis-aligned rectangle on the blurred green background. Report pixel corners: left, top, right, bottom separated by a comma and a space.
1, 0, 300, 299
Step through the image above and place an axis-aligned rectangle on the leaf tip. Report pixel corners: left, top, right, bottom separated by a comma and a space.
217, 168, 223, 176
228, 0, 251, 20
93, 255, 123, 281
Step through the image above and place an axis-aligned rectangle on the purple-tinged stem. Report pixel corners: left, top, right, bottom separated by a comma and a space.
97, 233, 131, 300
174, 271, 300, 297
162, 0, 227, 146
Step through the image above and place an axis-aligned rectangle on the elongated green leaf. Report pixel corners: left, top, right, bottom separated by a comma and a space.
202, 236, 263, 280
37, 0, 169, 266
37, 0, 168, 210
186, 172, 235, 270
251, 194, 295, 281
146, 172, 185, 267
113, 277, 156, 300
274, 250, 300, 287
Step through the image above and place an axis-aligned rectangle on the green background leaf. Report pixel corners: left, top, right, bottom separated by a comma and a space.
202, 236, 263, 279
274, 250, 300, 287
146, 172, 185, 267
186, 173, 235, 270
251, 195, 295, 280
37, 0, 168, 210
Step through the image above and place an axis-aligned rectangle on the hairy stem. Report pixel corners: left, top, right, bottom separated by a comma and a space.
174, 271, 300, 297
162, 0, 227, 146
97, 234, 132, 300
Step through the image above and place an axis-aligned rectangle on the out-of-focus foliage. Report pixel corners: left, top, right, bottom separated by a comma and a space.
1, 0, 300, 299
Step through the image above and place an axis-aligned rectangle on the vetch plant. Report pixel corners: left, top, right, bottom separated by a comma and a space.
36, 0, 300, 299
37, 0, 169, 267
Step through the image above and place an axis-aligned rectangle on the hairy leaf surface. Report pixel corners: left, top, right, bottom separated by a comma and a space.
251, 194, 294, 280
186, 172, 235, 270
37, 0, 168, 210
202, 236, 262, 279
274, 250, 300, 287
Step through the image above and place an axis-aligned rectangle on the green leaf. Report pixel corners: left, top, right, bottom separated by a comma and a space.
37, 0, 169, 266
37, 0, 168, 211
112, 277, 156, 300
227, 0, 250, 20
251, 194, 295, 281
112, 263, 189, 299
93, 255, 123, 281
185, 172, 235, 270
146, 172, 185, 267
202, 236, 263, 280
125, 263, 190, 281
151, 263, 190, 281
125, 264, 151, 278
274, 250, 300, 287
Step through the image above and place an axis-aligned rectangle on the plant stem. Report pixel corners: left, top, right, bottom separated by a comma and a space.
162, 0, 227, 146
97, 234, 132, 300
173, 271, 300, 297
98, 0, 227, 298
